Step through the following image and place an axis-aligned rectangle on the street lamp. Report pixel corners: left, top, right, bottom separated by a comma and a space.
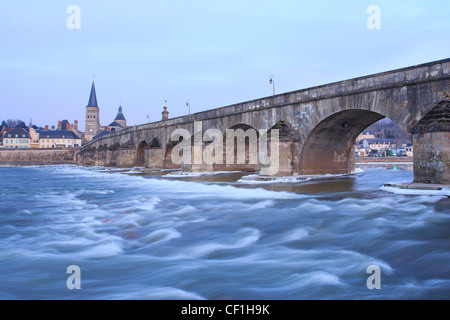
269, 74, 275, 96
186, 100, 190, 115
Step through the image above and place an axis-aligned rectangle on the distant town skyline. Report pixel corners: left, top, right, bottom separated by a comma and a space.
1, 1, 449, 131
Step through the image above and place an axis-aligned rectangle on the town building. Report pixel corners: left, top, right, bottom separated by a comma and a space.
356, 130, 375, 143
83, 82, 129, 143
101, 105, 128, 133
405, 144, 414, 157
2, 127, 31, 149
356, 138, 397, 156
85, 81, 101, 141
355, 137, 414, 157
38, 130, 82, 149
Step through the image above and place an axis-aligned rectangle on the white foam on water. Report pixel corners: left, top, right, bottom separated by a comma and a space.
164, 170, 242, 178
237, 171, 361, 185
292, 271, 343, 286
46, 165, 304, 201
102, 286, 205, 300
237, 174, 311, 184
295, 201, 333, 213
381, 185, 450, 197
4, 164, 447, 299
248, 200, 275, 210
186, 228, 261, 258
17, 209, 33, 215
77, 241, 123, 259
111, 213, 144, 228
142, 228, 182, 245
170, 205, 199, 215
278, 228, 310, 243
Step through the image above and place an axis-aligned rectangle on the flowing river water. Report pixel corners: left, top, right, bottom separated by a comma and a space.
0, 164, 449, 299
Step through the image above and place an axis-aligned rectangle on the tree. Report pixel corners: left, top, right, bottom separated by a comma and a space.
365, 118, 410, 141
5, 119, 25, 128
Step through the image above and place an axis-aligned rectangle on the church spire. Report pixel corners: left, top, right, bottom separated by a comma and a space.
86, 81, 98, 108
114, 104, 126, 121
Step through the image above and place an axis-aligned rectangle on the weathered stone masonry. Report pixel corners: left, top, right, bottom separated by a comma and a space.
77, 59, 450, 184
0, 148, 77, 166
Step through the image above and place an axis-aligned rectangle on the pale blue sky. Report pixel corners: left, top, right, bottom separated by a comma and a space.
0, 1, 449, 131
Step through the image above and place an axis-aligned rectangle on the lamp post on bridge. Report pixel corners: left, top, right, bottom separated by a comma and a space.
186, 100, 190, 115
269, 74, 275, 96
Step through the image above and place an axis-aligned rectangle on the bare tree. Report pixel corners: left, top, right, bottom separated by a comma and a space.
5, 119, 26, 129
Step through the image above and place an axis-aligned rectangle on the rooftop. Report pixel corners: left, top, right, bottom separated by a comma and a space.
86, 81, 98, 108
4, 128, 30, 139
38, 130, 81, 140
114, 106, 126, 121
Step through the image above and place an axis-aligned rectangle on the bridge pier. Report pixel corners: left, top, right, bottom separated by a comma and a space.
183, 163, 214, 172
117, 148, 136, 168
413, 132, 450, 184
271, 140, 298, 176
82, 149, 96, 166
411, 96, 450, 184
94, 149, 106, 166
147, 147, 164, 169
105, 148, 118, 167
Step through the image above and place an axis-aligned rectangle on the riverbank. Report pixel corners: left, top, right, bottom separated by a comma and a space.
0, 148, 78, 166
356, 156, 413, 163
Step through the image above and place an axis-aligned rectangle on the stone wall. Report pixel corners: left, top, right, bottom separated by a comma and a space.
0, 148, 78, 166
413, 131, 450, 184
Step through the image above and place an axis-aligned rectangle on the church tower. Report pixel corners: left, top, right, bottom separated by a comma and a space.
113, 105, 127, 128
84, 81, 100, 141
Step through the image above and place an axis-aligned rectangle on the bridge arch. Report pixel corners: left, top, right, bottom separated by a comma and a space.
214, 123, 260, 172
135, 138, 163, 168
298, 109, 401, 175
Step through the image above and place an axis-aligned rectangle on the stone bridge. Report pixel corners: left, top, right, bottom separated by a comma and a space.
77, 58, 450, 184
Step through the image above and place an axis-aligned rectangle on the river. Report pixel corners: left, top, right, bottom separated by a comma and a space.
0, 164, 449, 299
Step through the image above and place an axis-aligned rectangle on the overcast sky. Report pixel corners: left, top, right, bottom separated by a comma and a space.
1, 1, 449, 131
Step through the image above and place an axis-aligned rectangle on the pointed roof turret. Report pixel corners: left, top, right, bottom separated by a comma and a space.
114, 105, 126, 121
86, 81, 98, 108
